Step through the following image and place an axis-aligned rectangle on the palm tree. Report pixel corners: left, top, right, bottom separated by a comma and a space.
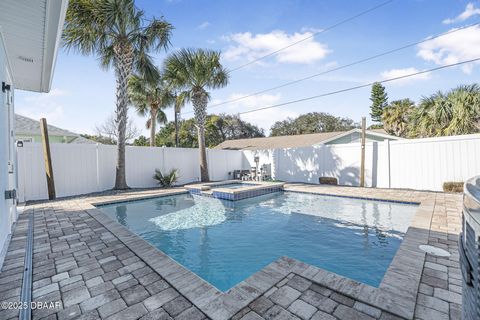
63, 0, 173, 189
382, 99, 415, 137
410, 84, 480, 137
128, 75, 173, 146
410, 92, 447, 137
445, 84, 480, 135
164, 49, 229, 182
171, 91, 188, 147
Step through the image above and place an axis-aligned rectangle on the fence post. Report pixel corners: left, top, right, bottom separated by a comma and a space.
360, 117, 366, 187
385, 139, 391, 188
40, 118, 56, 200
95, 144, 100, 191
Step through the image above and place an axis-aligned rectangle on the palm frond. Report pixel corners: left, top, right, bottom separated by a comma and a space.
142, 18, 174, 51
153, 169, 178, 188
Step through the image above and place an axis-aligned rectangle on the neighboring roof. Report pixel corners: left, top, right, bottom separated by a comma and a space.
214, 129, 400, 150
69, 135, 98, 144
16, 114, 77, 137
0, 0, 68, 92
15, 114, 97, 144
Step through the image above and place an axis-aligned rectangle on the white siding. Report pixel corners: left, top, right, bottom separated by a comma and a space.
0, 31, 16, 258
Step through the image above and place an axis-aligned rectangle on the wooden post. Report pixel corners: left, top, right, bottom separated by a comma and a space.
174, 106, 179, 147
40, 118, 56, 200
360, 117, 366, 187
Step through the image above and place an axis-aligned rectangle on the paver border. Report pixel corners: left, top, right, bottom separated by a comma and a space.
80, 185, 436, 320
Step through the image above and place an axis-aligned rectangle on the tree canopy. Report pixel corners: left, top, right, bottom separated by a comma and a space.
270, 112, 357, 136
381, 99, 415, 137
381, 84, 480, 138
152, 114, 264, 148
370, 82, 388, 123
409, 84, 480, 137
63, 0, 173, 189
163, 48, 229, 181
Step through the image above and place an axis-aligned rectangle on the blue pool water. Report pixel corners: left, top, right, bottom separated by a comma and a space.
99, 192, 418, 291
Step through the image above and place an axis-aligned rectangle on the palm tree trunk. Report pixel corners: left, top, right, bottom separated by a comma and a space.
192, 89, 209, 182
150, 108, 157, 147
113, 46, 133, 190
174, 102, 179, 147
197, 125, 209, 182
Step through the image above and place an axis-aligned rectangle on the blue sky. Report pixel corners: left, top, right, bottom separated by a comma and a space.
15, 0, 480, 137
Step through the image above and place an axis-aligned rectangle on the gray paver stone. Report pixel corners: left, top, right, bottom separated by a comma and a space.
175, 306, 205, 320
121, 284, 150, 306
162, 296, 192, 317
63, 286, 91, 308
269, 286, 302, 308
97, 298, 127, 318
288, 299, 317, 320
143, 288, 179, 311
140, 308, 173, 320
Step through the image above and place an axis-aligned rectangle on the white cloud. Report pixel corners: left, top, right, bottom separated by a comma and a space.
417, 25, 480, 73
300, 26, 323, 33
17, 88, 68, 124
380, 67, 431, 85
197, 21, 210, 29
17, 105, 65, 124
443, 3, 480, 24
225, 92, 282, 110
24, 88, 68, 102
217, 92, 298, 132
241, 108, 299, 134
223, 30, 330, 65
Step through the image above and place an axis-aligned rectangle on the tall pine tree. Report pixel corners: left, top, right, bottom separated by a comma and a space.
370, 82, 388, 123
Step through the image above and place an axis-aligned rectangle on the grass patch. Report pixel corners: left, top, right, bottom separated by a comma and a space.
443, 181, 463, 193
319, 177, 338, 185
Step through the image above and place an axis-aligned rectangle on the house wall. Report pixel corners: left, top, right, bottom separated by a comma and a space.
16, 134, 74, 143
0, 32, 16, 260
326, 132, 393, 144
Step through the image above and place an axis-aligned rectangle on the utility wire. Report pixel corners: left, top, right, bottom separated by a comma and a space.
236, 57, 480, 116
183, 21, 480, 115
228, 0, 395, 72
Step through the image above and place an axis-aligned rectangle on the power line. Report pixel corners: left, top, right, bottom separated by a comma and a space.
228, 0, 394, 72
236, 57, 480, 116
183, 21, 479, 115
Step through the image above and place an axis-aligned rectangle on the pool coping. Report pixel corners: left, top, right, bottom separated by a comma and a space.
185, 180, 285, 201
83, 185, 434, 320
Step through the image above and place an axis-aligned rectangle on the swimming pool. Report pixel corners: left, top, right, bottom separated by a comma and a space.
214, 183, 251, 189
99, 191, 418, 291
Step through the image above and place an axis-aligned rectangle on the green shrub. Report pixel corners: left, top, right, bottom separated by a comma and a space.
153, 169, 178, 188
319, 177, 338, 185
443, 181, 463, 193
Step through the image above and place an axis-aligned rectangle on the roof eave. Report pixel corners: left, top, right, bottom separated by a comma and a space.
39, 0, 69, 93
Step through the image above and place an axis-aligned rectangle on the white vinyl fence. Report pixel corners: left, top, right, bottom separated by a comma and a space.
17, 133, 480, 202
17, 144, 244, 202
243, 134, 480, 191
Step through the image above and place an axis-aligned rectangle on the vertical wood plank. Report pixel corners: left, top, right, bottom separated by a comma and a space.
40, 118, 56, 200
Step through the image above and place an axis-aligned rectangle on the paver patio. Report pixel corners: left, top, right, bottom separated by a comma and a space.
0, 184, 462, 320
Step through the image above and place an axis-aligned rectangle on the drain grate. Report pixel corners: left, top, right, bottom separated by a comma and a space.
19, 212, 33, 320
